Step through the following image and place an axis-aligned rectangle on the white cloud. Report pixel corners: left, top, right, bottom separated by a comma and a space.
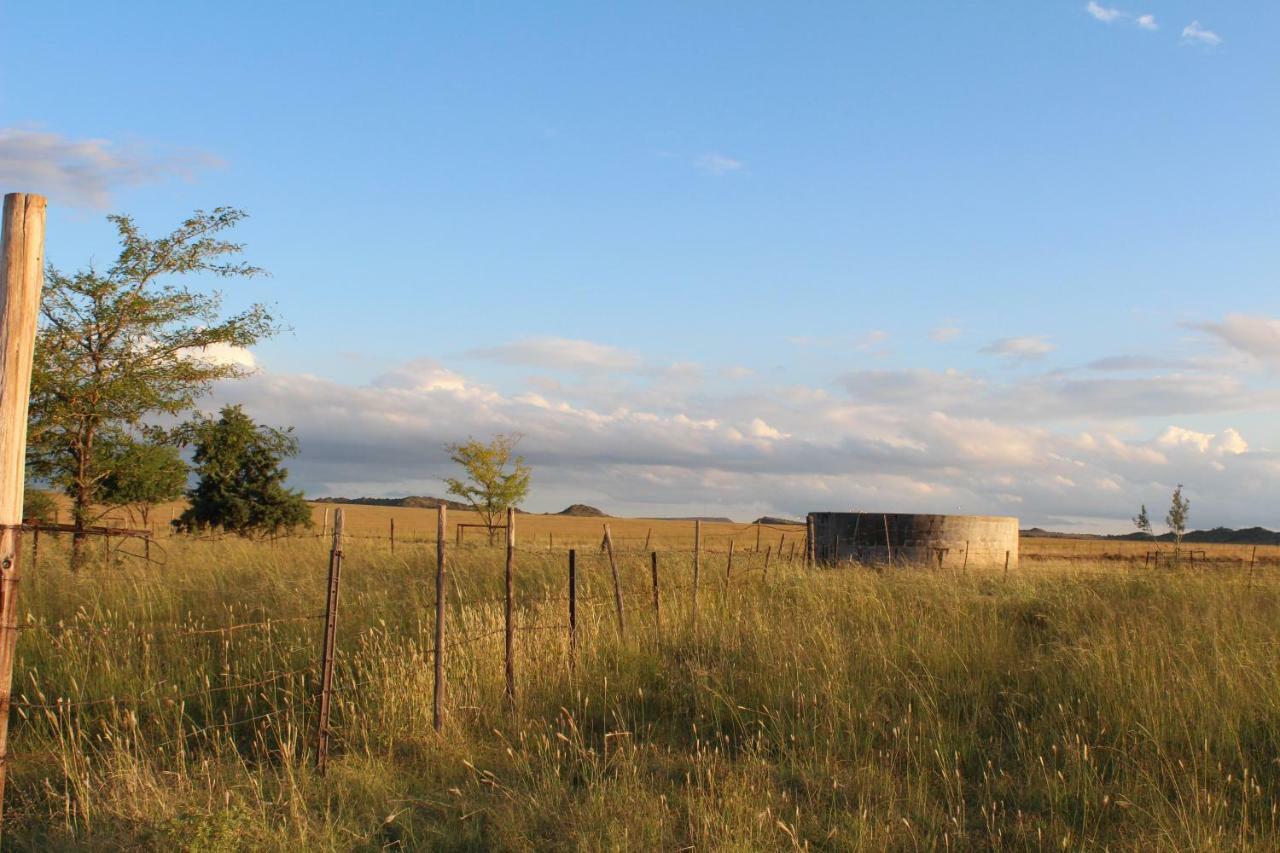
979, 335, 1054, 361
466, 337, 643, 372
0, 127, 220, 209
695, 153, 745, 176
1086, 2, 1124, 23
207, 353, 1280, 529
187, 342, 257, 370
1135, 14, 1157, 30
1188, 314, 1280, 364
1181, 21, 1222, 46
930, 325, 961, 343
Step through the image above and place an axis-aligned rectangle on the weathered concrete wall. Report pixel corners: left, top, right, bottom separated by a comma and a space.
809, 512, 1019, 570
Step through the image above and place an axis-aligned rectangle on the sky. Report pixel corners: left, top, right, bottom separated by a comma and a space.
3, 2, 1278, 531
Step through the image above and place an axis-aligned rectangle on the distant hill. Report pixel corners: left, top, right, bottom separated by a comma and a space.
557, 504, 608, 517
652, 516, 735, 523
312, 495, 532, 513
1021, 526, 1280, 545
754, 516, 804, 526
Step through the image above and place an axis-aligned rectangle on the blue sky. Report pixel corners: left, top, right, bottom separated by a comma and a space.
4, 2, 1278, 529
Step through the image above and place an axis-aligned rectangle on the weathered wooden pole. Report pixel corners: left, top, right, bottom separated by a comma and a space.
433, 506, 447, 731
567, 549, 577, 671
725, 539, 735, 582
316, 508, 344, 775
504, 507, 515, 705
603, 524, 625, 638
693, 520, 702, 630
805, 515, 814, 569
1249, 545, 1257, 589
0, 193, 45, 829
390, 517, 395, 554
1003, 549, 1010, 581
650, 551, 660, 646
643, 527, 652, 552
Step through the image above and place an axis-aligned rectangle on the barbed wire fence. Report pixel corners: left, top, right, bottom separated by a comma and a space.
7, 509, 808, 780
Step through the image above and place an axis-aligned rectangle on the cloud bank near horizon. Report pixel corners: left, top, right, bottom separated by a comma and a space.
207, 319, 1280, 533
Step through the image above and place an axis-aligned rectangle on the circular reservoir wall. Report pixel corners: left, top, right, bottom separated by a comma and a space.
809, 512, 1019, 570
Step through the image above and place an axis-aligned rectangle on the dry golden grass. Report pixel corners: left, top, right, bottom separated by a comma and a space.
7, 532, 1280, 849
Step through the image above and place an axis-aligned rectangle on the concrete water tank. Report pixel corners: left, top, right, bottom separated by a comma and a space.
809, 512, 1019, 570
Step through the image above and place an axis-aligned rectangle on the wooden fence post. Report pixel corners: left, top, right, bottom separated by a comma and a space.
1249, 546, 1257, 590
504, 507, 515, 705
962, 540, 969, 572
763, 545, 771, 579
883, 514, 893, 567
726, 540, 735, 582
433, 506, 447, 731
755, 522, 761, 552
0, 192, 46, 830
568, 549, 577, 671
805, 515, 814, 569
390, 517, 395, 554
603, 524, 625, 638
316, 508, 344, 775
1003, 549, 1010, 581
322, 506, 329, 538
650, 551, 660, 647
643, 528, 652, 552
693, 520, 702, 630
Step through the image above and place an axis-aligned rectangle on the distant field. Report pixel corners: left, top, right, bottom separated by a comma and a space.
53, 497, 1280, 564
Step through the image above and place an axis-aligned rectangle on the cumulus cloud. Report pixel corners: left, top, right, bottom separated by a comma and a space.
695, 153, 745, 175
1187, 314, 1280, 364
979, 336, 1054, 361
203, 342, 1277, 530
1135, 14, 1157, 30
466, 336, 643, 372
1181, 21, 1222, 46
1085, 2, 1123, 23
0, 127, 220, 208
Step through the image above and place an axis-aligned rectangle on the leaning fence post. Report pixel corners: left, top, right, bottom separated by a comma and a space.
651, 551, 660, 647
883, 514, 893, 567
805, 515, 814, 569
504, 507, 516, 706
568, 549, 577, 672
693, 520, 702, 631
962, 540, 969, 572
755, 522, 761, 552
0, 192, 46, 831
1248, 546, 1257, 590
433, 506, 447, 731
726, 539, 735, 583
603, 524, 625, 638
390, 517, 395, 554
643, 527, 652, 552
316, 508, 344, 775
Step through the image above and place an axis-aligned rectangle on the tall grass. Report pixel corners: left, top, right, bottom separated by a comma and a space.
5, 534, 1280, 849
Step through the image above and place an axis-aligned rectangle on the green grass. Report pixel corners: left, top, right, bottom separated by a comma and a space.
5, 534, 1280, 850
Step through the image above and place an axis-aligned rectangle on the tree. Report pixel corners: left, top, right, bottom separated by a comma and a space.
444, 434, 531, 543
21, 487, 58, 524
176, 405, 311, 536
1133, 504, 1154, 540
96, 438, 187, 526
26, 208, 276, 557
1166, 484, 1190, 559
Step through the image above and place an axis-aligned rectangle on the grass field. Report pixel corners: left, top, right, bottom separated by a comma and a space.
5, 528, 1280, 850
75, 497, 1280, 567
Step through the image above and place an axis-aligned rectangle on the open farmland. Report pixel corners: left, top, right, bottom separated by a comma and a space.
5, 527, 1280, 849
